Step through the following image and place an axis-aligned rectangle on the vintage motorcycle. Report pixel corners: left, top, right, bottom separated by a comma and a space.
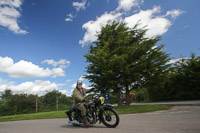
66, 95, 120, 128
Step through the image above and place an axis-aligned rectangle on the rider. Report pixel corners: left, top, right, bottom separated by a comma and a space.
72, 80, 94, 126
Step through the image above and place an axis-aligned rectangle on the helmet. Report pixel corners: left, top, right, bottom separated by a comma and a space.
77, 80, 83, 85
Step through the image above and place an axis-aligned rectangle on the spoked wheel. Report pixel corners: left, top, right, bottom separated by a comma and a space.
101, 108, 120, 128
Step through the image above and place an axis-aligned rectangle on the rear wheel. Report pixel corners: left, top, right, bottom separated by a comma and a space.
101, 108, 120, 128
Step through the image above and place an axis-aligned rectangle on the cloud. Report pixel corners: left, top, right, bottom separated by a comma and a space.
124, 6, 183, 38
73, 0, 87, 12
165, 9, 184, 19
79, 11, 122, 47
180, 24, 189, 31
167, 57, 188, 65
0, 56, 65, 78
42, 59, 70, 68
79, 76, 85, 81
65, 13, 75, 22
124, 6, 172, 38
65, 0, 88, 22
66, 79, 72, 82
59, 89, 69, 96
0, 0, 28, 34
79, 2, 183, 46
116, 0, 143, 11
0, 78, 60, 96
0, 0, 22, 8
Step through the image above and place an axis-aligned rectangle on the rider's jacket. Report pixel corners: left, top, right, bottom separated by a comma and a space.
72, 87, 90, 105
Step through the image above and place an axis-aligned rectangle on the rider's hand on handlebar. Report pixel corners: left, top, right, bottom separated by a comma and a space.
82, 99, 89, 103
91, 88, 95, 91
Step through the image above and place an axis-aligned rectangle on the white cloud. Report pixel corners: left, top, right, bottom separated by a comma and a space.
165, 9, 184, 19
65, 18, 73, 22
0, 56, 66, 78
59, 89, 69, 96
167, 57, 188, 65
0, 0, 28, 34
73, 0, 87, 12
66, 79, 72, 82
42, 59, 70, 68
180, 24, 189, 31
0, 79, 60, 96
79, 11, 122, 47
124, 6, 172, 38
0, 0, 22, 8
79, 76, 85, 81
71, 83, 76, 89
65, 0, 88, 22
65, 13, 74, 22
124, 6, 184, 38
116, 0, 143, 11
79, 2, 183, 47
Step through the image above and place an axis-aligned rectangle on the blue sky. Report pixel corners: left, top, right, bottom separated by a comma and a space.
0, 0, 199, 96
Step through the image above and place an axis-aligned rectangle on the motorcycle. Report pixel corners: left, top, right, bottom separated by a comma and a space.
66, 95, 120, 128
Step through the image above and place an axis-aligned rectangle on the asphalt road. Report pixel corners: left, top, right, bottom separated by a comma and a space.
0, 106, 200, 133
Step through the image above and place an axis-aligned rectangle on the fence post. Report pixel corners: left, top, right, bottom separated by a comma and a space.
56, 96, 58, 111
36, 98, 38, 113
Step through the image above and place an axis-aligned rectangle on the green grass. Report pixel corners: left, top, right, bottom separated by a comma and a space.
0, 105, 170, 122
114, 105, 170, 114
0, 111, 67, 122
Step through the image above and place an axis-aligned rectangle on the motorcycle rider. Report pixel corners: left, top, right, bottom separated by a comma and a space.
72, 80, 94, 126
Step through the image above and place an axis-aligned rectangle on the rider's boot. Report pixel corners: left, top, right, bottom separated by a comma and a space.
83, 116, 90, 126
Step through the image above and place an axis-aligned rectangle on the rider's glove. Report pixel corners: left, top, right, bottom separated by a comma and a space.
91, 88, 95, 91
82, 99, 88, 103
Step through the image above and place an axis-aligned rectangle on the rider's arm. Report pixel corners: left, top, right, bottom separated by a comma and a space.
83, 88, 90, 94
84, 88, 95, 94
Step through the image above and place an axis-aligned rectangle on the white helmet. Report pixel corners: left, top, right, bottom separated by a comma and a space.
77, 80, 82, 85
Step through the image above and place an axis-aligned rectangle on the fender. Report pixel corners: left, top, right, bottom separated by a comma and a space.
101, 104, 113, 109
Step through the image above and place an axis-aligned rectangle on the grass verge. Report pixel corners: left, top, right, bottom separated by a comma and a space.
115, 105, 170, 114
0, 105, 170, 122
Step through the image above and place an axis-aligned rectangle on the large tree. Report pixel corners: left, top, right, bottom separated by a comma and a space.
84, 21, 170, 105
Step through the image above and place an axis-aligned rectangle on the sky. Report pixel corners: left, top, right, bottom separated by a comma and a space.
0, 0, 200, 96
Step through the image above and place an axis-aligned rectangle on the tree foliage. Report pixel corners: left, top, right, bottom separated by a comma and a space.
149, 53, 200, 101
0, 90, 73, 116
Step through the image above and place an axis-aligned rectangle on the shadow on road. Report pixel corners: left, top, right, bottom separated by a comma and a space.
60, 124, 106, 129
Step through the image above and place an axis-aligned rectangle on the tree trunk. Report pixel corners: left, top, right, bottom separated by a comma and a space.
125, 85, 131, 105
116, 89, 122, 106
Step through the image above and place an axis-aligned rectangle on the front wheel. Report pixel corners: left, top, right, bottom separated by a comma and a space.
100, 108, 120, 128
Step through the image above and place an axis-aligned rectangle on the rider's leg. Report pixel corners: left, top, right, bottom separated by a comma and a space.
76, 104, 89, 126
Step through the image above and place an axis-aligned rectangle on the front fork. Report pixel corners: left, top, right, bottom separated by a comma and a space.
98, 104, 113, 122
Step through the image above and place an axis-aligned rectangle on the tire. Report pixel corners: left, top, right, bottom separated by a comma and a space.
101, 108, 120, 128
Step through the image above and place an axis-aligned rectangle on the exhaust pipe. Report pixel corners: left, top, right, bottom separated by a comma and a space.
68, 120, 81, 125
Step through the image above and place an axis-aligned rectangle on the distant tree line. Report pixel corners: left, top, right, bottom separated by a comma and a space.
148, 53, 200, 101
84, 21, 200, 106
0, 90, 73, 116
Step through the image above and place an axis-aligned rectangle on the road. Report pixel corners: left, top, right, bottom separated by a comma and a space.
0, 106, 200, 133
